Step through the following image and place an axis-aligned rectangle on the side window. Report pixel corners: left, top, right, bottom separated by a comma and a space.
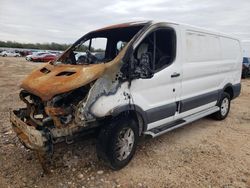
133, 28, 176, 77
154, 29, 176, 70
90, 38, 107, 52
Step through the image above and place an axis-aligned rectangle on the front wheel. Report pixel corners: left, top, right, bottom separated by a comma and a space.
96, 115, 139, 170
212, 92, 231, 120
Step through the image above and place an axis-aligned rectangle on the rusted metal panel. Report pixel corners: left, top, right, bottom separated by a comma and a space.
45, 106, 68, 116
10, 110, 47, 150
21, 63, 106, 101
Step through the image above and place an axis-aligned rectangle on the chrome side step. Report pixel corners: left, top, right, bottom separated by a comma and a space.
144, 106, 220, 138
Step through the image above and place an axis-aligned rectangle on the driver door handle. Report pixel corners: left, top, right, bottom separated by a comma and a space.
171, 72, 180, 78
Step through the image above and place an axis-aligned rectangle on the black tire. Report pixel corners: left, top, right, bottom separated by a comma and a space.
3, 54, 7, 57
212, 92, 231, 120
96, 115, 139, 170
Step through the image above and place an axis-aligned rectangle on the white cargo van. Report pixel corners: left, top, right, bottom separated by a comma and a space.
11, 21, 242, 171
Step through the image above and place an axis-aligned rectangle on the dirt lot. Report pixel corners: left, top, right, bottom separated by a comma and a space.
0, 57, 250, 188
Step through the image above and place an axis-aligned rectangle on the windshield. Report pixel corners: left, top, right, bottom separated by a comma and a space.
55, 25, 145, 65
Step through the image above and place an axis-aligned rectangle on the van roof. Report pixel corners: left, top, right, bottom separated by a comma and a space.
95, 20, 240, 41
95, 21, 151, 31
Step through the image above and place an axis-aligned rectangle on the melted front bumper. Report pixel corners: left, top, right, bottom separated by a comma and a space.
10, 109, 48, 151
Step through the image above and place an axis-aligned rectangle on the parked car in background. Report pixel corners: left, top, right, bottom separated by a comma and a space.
26, 52, 48, 61
31, 53, 57, 62
74, 52, 104, 62
19, 50, 32, 57
242, 57, 250, 78
50, 51, 62, 56
0, 51, 21, 57
75, 52, 86, 61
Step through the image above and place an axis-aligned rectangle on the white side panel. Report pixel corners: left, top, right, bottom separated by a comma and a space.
186, 32, 221, 62
181, 29, 241, 100
220, 37, 242, 85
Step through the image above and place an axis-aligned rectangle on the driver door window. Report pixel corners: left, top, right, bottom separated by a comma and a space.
134, 28, 176, 76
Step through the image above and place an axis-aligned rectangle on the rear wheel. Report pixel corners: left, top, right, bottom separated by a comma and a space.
212, 92, 231, 120
96, 115, 139, 170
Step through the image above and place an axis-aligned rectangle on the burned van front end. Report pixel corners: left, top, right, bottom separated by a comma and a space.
10, 21, 150, 172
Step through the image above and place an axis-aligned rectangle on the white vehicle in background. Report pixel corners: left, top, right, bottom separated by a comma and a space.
75, 52, 104, 62
75, 52, 86, 61
0, 51, 21, 57
11, 21, 242, 171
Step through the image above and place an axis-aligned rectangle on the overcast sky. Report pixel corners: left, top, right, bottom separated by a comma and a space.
0, 0, 250, 44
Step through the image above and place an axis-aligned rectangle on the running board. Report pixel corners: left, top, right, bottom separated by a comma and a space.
144, 106, 220, 138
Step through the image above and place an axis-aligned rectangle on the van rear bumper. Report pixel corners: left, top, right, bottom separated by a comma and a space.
232, 83, 241, 99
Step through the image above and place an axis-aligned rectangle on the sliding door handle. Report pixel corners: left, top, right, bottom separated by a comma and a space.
171, 72, 180, 78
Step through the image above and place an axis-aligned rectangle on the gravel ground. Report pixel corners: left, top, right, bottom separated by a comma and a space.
0, 57, 250, 188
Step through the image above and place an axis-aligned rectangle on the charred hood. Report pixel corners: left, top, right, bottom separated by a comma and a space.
21, 63, 106, 101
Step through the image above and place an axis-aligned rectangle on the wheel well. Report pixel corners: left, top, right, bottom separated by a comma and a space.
224, 86, 234, 99
113, 110, 145, 136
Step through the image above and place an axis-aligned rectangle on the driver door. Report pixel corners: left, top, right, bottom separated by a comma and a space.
130, 25, 182, 130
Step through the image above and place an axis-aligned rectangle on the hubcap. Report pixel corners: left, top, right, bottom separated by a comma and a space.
221, 98, 229, 116
115, 127, 135, 161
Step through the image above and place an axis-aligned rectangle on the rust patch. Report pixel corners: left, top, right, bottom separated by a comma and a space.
45, 106, 67, 116
21, 63, 106, 101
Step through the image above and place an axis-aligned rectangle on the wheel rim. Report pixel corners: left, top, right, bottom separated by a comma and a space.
221, 98, 229, 116
115, 127, 135, 161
